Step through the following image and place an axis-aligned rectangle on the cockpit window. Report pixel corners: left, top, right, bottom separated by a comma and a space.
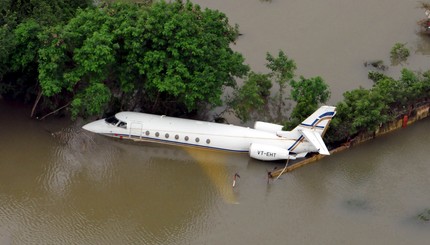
118, 121, 127, 128
105, 116, 127, 128
105, 116, 119, 125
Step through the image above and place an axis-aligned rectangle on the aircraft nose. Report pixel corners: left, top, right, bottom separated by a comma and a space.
82, 119, 105, 133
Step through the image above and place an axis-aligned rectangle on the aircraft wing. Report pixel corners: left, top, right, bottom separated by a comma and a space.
299, 129, 330, 155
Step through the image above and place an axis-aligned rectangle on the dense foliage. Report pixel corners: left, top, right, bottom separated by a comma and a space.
227, 72, 271, 122
325, 69, 430, 145
390, 42, 410, 64
266, 50, 296, 120
284, 76, 330, 130
0, 0, 92, 102
1, 0, 248, 118
1, 0, 429, 152
223, 50, 298, 123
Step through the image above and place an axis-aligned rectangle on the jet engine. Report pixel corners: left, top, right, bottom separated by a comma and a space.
253, 121, 284, 133
249, 143, 293, 161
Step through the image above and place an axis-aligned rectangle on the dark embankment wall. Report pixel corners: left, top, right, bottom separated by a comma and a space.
270, 103, 430, 177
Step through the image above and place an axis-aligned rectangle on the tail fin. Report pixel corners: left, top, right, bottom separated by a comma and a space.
293, 106, 336, 155
293, 105, 336, 137
275, 106, 336, 155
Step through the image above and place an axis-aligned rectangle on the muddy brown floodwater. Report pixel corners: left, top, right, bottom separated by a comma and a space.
194, 0, 430, 103
1, 0, 430, 244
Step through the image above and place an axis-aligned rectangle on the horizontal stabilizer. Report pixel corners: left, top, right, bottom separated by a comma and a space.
299, 129, 330, 155
295, 152, 308, 158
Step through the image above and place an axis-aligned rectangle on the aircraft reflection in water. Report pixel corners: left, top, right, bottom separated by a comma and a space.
83, 106, 336, 161
182, 147, 242, 203
113, 140, 246, 203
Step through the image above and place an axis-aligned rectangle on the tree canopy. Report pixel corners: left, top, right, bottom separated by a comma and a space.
0, 0, 92, 104
224, 50, 296, 123
2, 0, 429, 151
284, 76, 330, 130
1, 0, 249, 118
325, 68, 430, 144
227, 72, 271, 122
38, 1, 249, 117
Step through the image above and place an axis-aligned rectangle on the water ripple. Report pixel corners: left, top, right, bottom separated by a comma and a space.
40, 126, 119, 197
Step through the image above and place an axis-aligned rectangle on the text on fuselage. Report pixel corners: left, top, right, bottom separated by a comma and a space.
257, 151, 276, 157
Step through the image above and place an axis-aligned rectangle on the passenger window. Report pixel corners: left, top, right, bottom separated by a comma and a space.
206, 139, 210, 144
195, 137, 200, 143
165, 133, 169, 138
175, 135, 179, 140
185, 136, 189, 141
155, 132, 160, 137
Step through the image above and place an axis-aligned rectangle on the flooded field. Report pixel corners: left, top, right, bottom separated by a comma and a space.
194, 0, 430, 103
1, 0, 430, 244
1, 102, 430, 244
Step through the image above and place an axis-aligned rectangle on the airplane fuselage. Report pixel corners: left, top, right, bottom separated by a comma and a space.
85, 113, 310, 151
82, 106, 336, 161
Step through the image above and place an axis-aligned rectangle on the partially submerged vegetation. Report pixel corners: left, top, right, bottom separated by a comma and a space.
418, 2, 430, 34
390, 43, 410, 64
1, 0, 429, 151
222, 50, 331, 130
417, 208, 430, 222
325, 68, 430, 146
1, 0, 248, 118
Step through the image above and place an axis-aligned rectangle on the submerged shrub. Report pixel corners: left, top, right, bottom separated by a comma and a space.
390, 43, 410, 62
417, 208, 430, 222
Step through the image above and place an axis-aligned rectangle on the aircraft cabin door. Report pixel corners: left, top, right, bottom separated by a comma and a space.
129, 122, 143, 139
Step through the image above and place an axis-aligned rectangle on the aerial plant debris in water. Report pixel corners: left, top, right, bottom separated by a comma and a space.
417, 208, 430, 222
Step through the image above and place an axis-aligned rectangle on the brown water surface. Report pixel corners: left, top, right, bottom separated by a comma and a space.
1, 100, 430, 244
194, 0, 430, 103
1, 1, 430, 244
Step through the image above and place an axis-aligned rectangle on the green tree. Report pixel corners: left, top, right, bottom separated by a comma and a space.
0, 0, 92, 108
266, 50, 296, 119
0, 26, 14, 82
134, 0, 248, 113
390, 42, 409, 64
284, 76, 330, 130
37, 1, 249, 118
370, 69, 430, 117
326, 68, 430, 145
399, 69, 430, 106
0, 0, 17, 80
3, 20, 44, 103
227, 72, 271, 122
325, 87, 389, 144
368, 71, 388, 83
11, 20, 43, 72
1, 0, 91, 25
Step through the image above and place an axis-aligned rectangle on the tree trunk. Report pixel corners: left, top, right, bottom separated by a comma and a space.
38, 102, 71, 120
31, 90, 43, 118
151, 92, 160, 112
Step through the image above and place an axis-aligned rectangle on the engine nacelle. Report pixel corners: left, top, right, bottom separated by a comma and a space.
254, 121, 283, 133
249, 143, 293, 161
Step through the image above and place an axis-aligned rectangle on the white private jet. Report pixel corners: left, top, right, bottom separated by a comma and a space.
82, 106, 336, 161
